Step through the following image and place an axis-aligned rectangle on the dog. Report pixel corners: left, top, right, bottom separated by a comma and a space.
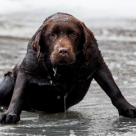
0, 12, 136, 124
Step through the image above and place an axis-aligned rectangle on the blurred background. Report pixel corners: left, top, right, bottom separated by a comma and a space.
0, 0, 136, 135
0, 0, 136, 39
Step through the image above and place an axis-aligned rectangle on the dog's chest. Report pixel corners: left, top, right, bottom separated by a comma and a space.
26, 76, 92, 113
26, 63, 95, 112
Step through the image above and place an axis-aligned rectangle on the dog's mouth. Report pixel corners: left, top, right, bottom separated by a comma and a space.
58, 60, 68, 65
50, 52, 76, 66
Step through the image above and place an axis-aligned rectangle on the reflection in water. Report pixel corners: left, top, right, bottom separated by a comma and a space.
1, 109, 136, 135
0, 111, 91, 135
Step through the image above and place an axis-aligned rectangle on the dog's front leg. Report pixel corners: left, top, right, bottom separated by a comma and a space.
0, 71, 27, 124
94, 62, 136, 118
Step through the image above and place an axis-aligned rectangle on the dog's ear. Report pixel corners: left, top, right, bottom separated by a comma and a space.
30, 15, 55, 58
30, 24, 46, 58
80, 22, 98, 60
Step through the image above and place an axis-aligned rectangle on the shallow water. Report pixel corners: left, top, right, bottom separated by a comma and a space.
0, 13, 136, 136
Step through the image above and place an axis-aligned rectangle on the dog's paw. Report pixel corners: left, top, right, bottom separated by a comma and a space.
119, 108, 136, 118
0, 113, 19, 124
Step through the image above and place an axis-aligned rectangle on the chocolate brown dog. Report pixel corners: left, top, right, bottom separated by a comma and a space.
0, 12, 136, 124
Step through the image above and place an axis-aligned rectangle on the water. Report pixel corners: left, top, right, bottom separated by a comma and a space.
1, 0, 136, 19
0, 1, 136, 135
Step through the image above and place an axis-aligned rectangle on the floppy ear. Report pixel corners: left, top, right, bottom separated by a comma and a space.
78, 22, 101, 80
30, 24, 46, 58
27, 24, 51, 79
30, 14, 56, 58
30, 22, 49, 59
80, 22, 98, 60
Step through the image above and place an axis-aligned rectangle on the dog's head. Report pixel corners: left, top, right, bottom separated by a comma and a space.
31, 13, 96, 65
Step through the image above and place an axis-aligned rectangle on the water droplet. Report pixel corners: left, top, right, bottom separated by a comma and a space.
57, 96, 60, 99
50, 80, 52, 85
53, 67, 57, 76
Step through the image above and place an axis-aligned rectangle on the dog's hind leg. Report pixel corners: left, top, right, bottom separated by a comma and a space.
0, 62, 21, 108
0, 71, 16, 108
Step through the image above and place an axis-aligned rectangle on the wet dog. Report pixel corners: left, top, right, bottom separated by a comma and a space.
0, 12, 136, 124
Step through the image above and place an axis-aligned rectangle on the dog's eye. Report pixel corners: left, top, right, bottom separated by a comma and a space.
71, 32, 77, 37
50, 33, 56, 37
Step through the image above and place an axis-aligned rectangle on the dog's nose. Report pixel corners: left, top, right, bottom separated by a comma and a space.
58, 48, 69, 57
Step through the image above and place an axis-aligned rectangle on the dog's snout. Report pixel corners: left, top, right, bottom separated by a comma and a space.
58, 48, 69, 57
